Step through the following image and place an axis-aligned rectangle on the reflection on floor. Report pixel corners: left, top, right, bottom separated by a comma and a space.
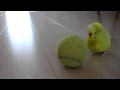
0, 11, 119, 79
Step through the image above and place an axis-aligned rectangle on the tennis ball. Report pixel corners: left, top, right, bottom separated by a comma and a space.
56, 35, 88, 67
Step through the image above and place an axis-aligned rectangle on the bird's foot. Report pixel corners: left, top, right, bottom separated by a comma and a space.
90, 52, 97, 56
101, 52, 108, 57
110, 37, 114, 39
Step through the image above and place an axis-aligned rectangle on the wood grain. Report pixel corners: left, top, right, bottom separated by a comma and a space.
0, 11, 120, 79
30, 11, 120, 79
0, 13, 56, 79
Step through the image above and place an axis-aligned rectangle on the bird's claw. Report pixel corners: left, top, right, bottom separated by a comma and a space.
90, 52, 96, 56
110, 37, 114, 39
101, 52, 108, 57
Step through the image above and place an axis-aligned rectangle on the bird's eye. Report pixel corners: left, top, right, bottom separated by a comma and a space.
95, 32, 97, 34
89, 33, 92, 37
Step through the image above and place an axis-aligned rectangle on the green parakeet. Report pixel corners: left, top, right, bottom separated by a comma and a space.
86, 22, 112, 56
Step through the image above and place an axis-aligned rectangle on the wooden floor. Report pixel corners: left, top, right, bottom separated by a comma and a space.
0, 11, 120, 79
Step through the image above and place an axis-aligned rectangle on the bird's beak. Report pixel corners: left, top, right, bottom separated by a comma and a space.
94, 36, 96, 40
89, 33, 92, 37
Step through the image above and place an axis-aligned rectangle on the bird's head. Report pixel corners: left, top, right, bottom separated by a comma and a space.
87, 22, 104, 40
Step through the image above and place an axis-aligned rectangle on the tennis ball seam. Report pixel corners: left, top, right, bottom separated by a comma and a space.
59, 57, 81, 64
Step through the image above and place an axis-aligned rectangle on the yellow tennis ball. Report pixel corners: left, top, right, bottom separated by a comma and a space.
56, 35, 89, 67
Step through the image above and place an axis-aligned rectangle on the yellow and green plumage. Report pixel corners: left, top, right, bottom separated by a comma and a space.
86, 22, 111, 55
